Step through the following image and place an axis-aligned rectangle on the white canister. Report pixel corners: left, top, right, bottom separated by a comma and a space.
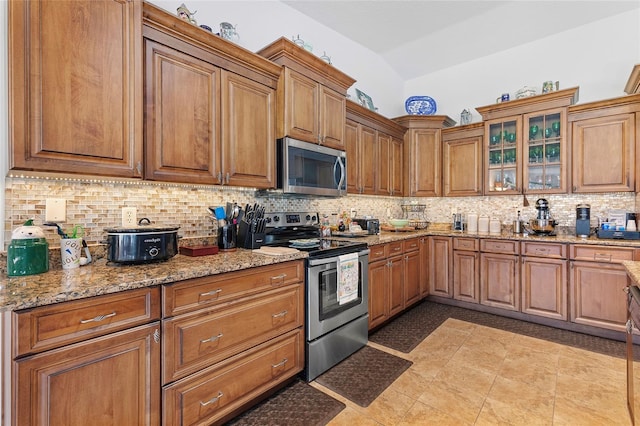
478, 216, 489, 233
489, 218, 501, 235
467, 214, 478, 233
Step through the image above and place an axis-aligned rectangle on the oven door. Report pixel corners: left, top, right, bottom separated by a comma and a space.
306, 250, 369, 341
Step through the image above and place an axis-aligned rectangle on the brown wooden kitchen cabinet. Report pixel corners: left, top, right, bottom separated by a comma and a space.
419, 237, 430, 298
476, 87, 578, 195
9, 0, 144, 178
346, 100, 406, 195
442, 123, 484, 197
569, 244, 640, 332
143, 5, 280, 187
403, 238, 422, 308
12, 287, 161, 426
368, 244, 390, 329
521, 241, 568, 321
568, 94, 640, 193
480, 239, 521, 311
429, 236, 453, 298
394, 115, 456, 197
453, 237, 480, 303
161, 260, 305, 425
258, 38, 356, 150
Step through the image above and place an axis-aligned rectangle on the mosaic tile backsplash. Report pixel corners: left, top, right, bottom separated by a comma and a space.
3, 175, 639, 250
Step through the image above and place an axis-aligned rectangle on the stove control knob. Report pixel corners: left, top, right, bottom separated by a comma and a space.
306, 214, 311, 221
148, 247, 159, 257
272, 216, 280, 223
265, 217, 272, 223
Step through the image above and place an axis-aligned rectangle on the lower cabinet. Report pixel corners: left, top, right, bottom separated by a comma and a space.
403, 238, 422, 307
429, 236, 453, 298
480, 239, 520, 312
12, 287, 161, 426
521, 242, 567, 320
569, 244, 640, 332
453, 237, 480, 303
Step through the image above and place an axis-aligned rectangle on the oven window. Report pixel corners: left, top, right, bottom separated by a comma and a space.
318, 265, 363, 321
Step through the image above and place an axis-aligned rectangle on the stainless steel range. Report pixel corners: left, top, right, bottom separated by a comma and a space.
263, 212, 370, 381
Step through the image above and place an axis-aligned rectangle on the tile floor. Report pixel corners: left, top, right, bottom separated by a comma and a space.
310, 318, 634, 425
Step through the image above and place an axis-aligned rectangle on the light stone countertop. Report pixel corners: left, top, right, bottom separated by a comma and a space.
4, 228, 640, 313
624, 260, 640, 286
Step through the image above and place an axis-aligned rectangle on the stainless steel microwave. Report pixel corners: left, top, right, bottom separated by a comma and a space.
277, 137, 347, 197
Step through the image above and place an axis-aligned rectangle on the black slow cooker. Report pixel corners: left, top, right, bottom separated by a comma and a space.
104, 218, 180, 264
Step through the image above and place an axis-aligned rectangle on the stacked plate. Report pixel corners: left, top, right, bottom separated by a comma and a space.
290, 238, 320, 248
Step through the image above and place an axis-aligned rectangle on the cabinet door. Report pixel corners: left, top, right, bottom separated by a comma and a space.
523, 109, 567, 193
15, 323, 160, 426
221, 71, 276, 189
345, 119, 360, 193
144, 39, 221, 184
283, 68, 319, 143
485, 117, 522, 194
391, 137, 404, 195
419, 237, 429, 297
480, 253, 520, 311
360, 126, 378, 195
443, 136, 483, 197
453, 250, 480, 303
407, 129, 441, 197
368, 259, 389, 330
9, 0, 143, 177
388, 255, 405, 317
522, 257, 567, 320
571, 113, 635, 192
570, 261, 628, 331
404, 250, 422, 307
429, 237, 452, 298
377, 132, 391, 195
319, 86, 346, 149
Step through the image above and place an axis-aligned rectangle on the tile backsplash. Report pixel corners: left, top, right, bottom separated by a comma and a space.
4, 174, 638, 250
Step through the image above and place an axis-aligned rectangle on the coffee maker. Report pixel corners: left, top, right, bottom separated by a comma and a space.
576, 203, 591, 237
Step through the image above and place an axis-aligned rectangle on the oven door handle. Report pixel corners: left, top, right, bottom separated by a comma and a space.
307, 249, 370, 266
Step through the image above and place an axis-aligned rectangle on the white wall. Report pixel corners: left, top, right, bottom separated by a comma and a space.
1, 1, 7, 249
149, 0, 404, 117
404, 9, 640, 123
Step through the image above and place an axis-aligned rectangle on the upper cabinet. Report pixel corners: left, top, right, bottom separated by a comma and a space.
142, 3, 281, 188
346, 101, 406, 196
9, 0, 143, 178
257, 38, 356, 150
442, 123, 484, 197
394, 115, 456, 197
476, 87, 579, 195
568, 94, 640, 193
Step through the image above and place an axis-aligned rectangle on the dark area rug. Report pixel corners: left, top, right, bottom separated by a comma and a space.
369, 300, 631, 359
226, 379, 345, 426
314, 345, 412, 407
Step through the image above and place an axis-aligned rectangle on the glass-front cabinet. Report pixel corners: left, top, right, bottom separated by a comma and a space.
486, 118, 521, 194
477, 87, 578, 195
523, 109, 566, 193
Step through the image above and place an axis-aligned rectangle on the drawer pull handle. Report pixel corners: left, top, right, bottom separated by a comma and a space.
271, 274, 288, 285
80, 312, 116, 324
535, 248, 548, 253
200, 391, 224, 406
199, 289, 222, 298
594, 253, 612, 261
272, 358, 288, 368
393, 247, 401, 251
272, 310, 288, 318
200, 333, 224, 344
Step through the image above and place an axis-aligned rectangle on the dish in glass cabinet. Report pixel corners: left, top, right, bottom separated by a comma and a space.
405, 96, 437, 115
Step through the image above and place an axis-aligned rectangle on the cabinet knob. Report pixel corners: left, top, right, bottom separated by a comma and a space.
136, 161, 142, 176
226, 172, 230, 184
217, 172, 223, 184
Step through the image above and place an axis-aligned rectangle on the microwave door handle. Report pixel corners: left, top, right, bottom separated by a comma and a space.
334, 157, 345, 190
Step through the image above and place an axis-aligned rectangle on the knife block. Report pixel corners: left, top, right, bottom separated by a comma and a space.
238, 221, 265, 249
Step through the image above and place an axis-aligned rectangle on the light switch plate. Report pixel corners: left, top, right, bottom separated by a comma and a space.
45, 198, 66, 222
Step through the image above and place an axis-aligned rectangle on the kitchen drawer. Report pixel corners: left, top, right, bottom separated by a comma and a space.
570, 244, 640, 264
453, 237, 479, 251
368, 244, 388, 262
162, 284, 303, 383
163, 328, 303, 426
403, 238, 421, 253
163, 260, 303, 317
13, 287, 160, 357
480, 239, 520, 255
521, 241, 567, 259
388, 241, 404, 257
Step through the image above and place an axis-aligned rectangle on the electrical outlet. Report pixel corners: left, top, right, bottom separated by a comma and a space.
45, 198, 66, 222
122, 207, 137, 227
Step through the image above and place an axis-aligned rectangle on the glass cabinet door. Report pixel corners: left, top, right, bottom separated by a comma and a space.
486, 118, 520, 194
523, 109, 565, 193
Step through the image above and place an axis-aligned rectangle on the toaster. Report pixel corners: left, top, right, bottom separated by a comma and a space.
352, 218, 380, 235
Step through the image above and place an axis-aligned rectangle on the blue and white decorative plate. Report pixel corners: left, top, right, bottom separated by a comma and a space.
405, 96, 437, 115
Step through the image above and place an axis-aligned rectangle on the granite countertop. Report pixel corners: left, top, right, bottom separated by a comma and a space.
624, 260, 640, 285
3, 227, 640, 313
0, 249, 307, 312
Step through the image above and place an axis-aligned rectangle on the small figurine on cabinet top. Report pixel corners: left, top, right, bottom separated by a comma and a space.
460, 109, 472, 125
177, 3, 197, 25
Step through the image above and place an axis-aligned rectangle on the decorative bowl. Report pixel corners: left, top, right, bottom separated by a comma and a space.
405, 96, 437, 115
389, 219, 410, 228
